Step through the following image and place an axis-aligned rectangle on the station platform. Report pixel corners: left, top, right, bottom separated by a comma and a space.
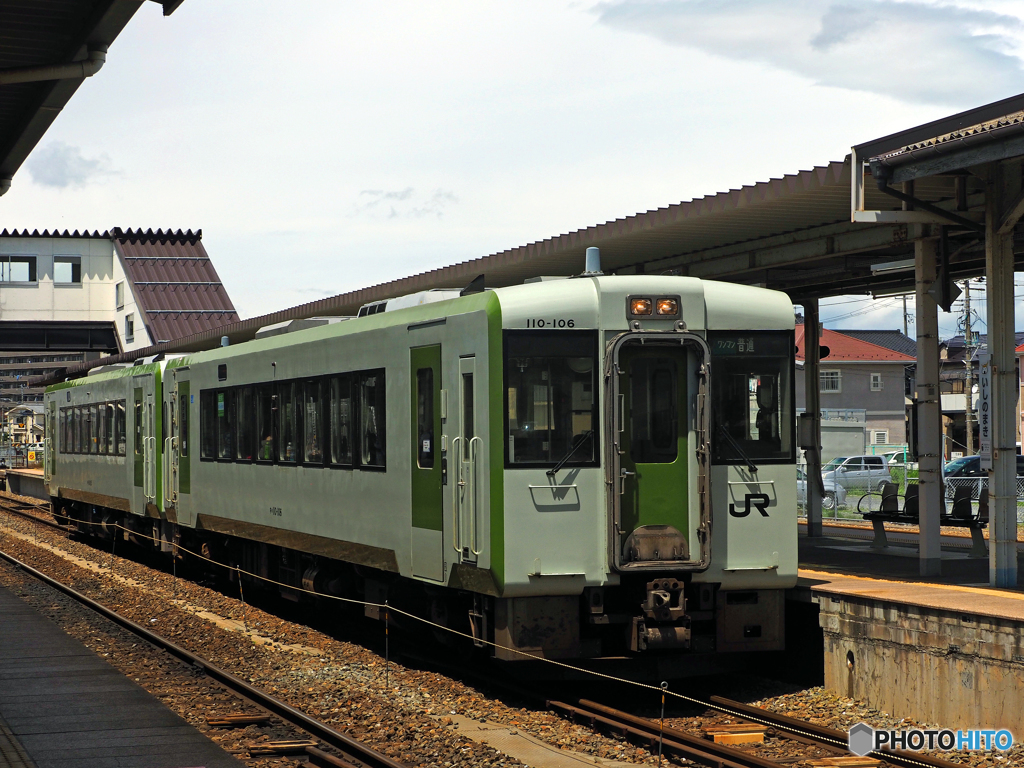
0, 584, 242, 768
793, 521, 1024, 732
0, 468, 47, 502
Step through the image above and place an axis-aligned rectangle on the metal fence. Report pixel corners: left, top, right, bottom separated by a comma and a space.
798, 468, 1024, 523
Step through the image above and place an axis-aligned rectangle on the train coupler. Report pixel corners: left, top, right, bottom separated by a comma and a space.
630, 579, 691, 651
629, 617, 691, 651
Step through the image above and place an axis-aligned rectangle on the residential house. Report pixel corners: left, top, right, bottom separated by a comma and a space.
941, 333, 1024, 456
795, 326, 916, 458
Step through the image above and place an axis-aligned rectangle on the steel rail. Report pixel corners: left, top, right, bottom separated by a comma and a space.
710, 696, 966, 768
548, 698, 786, 768
0, 547, 407, 768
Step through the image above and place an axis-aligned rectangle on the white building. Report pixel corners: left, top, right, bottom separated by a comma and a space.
0, 228, 238, 403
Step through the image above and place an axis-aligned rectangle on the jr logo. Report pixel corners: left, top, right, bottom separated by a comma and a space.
729, 493, 771, 517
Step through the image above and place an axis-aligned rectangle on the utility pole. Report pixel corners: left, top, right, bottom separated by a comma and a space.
964, 280, 974, 454
903, 295, 908, 336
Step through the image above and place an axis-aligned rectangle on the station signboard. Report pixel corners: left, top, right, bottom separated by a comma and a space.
978, 352, 991, 470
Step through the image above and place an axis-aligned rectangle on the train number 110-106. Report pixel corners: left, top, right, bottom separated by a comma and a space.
525, 318, 575, 328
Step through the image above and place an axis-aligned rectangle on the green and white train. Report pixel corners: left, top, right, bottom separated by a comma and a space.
43, 259, 796, 668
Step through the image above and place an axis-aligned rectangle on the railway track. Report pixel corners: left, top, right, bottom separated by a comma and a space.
549, 696, 967, 768
0, 497, 973, 768
0, 538, 406, 768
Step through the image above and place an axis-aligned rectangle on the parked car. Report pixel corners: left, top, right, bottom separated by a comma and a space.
943, 454, 1024, 498
821, 455, 893, 493
798, 467, 848, 511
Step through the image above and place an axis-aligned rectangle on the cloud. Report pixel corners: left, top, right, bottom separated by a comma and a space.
26, 142, 114, 188
593, 0, 1024, 106
355, 187, 458, 219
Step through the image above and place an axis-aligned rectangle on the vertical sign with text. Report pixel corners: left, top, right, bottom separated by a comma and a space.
978, 352, 992, 470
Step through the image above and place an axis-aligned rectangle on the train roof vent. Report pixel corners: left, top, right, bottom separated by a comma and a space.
254, 317, 352, 339
357, 288, 464, 316
87, 363, 133, 375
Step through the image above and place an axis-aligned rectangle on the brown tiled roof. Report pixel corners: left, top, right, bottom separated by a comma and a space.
113, 228, 239, 344
796, 325, 915, 363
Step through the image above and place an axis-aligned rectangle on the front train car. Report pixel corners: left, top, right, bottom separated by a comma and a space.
491, 274, 796, 666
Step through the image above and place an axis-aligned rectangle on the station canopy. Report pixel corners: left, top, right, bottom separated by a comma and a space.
38, 91, 1024, 383
0, 0, 182, 196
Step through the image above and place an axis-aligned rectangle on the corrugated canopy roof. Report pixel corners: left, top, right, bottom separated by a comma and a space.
0, 1, 182, 196
114, 228, 239, 344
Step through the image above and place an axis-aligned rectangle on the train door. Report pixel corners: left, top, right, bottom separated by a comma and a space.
410, 346, 444, 580
131, 377, 157, 515
44, 400, 55, 483
453, 356, 480, 565
611, 336, 708, 570
169, 371, 193, 526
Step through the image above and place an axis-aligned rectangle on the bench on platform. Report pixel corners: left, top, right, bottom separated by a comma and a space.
857, 482, 988, 557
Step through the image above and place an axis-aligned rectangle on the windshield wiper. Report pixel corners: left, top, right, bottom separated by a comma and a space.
716, 423, 758, 473
547, 430, 595, 477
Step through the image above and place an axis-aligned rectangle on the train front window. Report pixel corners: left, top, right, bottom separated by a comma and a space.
504, 331, 598, 468
709, 331, 794, 464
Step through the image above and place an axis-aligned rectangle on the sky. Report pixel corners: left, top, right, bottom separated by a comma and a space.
3, 0, 1024, 338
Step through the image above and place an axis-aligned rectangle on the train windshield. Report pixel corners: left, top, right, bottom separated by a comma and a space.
504, 330, 599, 468
708, 331, 795, 465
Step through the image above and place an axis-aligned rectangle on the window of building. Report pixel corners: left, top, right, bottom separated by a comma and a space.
125, 314, 135, 343
870, 372, 883, 391
115, 281, 125, 309
53, 256, 82, 284
872, 430, 889, 445
820, 370, 842, 393
0, 256, 36, 282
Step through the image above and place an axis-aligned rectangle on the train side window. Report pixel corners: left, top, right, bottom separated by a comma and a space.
200, 391, 216, 459
416, 368, 434, 468
134, 401, 144, 455
329, 376, 353, 466
217, 390, 236, 460
59, 409, 66, 454
74, 406, 83, 453
116, 401, 126, 456
256, 385, 275, 461
98, 403, 109, 456
236, 387, 254, 461
179, 394, 189, 457
89, 404, 99, 454
304, 380, 323, 465
359, 371, 386, 469
277, 381, 302, 463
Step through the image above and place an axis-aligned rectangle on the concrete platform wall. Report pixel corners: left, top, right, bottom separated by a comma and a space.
2, 471, 47, 501
819, 593, 1024, 731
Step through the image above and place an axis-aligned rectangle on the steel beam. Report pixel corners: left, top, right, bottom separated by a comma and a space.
985, 162, 1020, 588
915, 232, 943, 576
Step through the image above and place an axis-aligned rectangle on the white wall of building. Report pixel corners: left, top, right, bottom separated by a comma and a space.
111, 252, 152, 352
0, 236, 151, 351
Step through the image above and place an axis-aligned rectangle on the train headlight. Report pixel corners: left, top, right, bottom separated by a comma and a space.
630, 298, 653, 315
656, 298, 679, 315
